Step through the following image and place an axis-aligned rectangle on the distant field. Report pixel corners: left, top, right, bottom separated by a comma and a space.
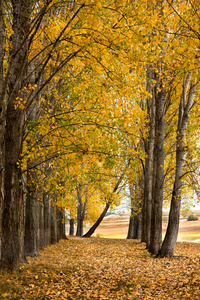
79, 211, 200, 242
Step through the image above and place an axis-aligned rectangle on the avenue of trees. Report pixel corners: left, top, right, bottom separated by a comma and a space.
0, 0, 200, 271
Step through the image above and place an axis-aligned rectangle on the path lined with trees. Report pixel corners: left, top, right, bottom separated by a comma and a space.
0, 0, 200, 271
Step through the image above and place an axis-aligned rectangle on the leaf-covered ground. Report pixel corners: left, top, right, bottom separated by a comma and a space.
1, 237, 200, 299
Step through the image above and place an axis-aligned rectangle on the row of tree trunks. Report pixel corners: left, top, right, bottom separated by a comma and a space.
158, 74, 197, 257
0, 0, 86, 270
24, 190, 66, 258
127, 208, 142, 240
141, 68, 197, 257
127, 178, 143, 240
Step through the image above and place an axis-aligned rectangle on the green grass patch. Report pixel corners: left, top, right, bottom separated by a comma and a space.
178, 232, 200, 242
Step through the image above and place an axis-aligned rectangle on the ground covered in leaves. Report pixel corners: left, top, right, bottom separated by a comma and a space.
1, 237, 200, 299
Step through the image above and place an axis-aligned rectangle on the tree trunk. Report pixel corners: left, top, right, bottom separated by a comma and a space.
158, 75, 197, 257
0, 0, 5, 262
1, 136, 21, 270
38, 202, 45, 250
61, 209, 66, 239
19, 184, 27, 263
51, 202, 57, 244
127, 212, 141, 240
24, 165, 39, 257
141, 67, 155, 246
145, 77, 155, 247
76, 182, 86, 237
57, 207, 66, 240
133, 215, 142, 239
127, 208, 134, 239
43, 193, 51, 247
1, 0, 31, 271
69, 218, 75, 235
149, 83, 166, 255
83, 202, 110, 237
76, 202, 83, 236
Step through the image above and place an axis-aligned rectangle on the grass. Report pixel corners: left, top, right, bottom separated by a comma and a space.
95, 233, 127, 239
95, 232, 200, 242
178, 232, 200, 242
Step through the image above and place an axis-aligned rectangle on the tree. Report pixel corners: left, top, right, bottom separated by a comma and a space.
158, 74, 197, 257
83, 159, 131, 237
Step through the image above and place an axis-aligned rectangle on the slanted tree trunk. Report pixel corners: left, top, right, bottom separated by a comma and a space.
83, 202, 110, 238
83, 159, 131, 238
158, 74, 197, 257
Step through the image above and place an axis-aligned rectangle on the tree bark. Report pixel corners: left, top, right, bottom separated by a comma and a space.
43, 193, 51, 247
38, 202, 45, 250
133, 215, 142, 239
149, 81, 166, 255
69, 218, 75, 235
1, 0, 31, 270
0, 0, 5, 258
51, 202, 57, 244
76, 183, 83, 236
24, 164, 39, 257
141, 67, 155, 246
145, 70, 155, 248
57, 207, 66, 240
127, 208, 134, 239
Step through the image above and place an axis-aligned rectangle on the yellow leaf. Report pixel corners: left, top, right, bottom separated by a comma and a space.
2, 293, 9, 298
